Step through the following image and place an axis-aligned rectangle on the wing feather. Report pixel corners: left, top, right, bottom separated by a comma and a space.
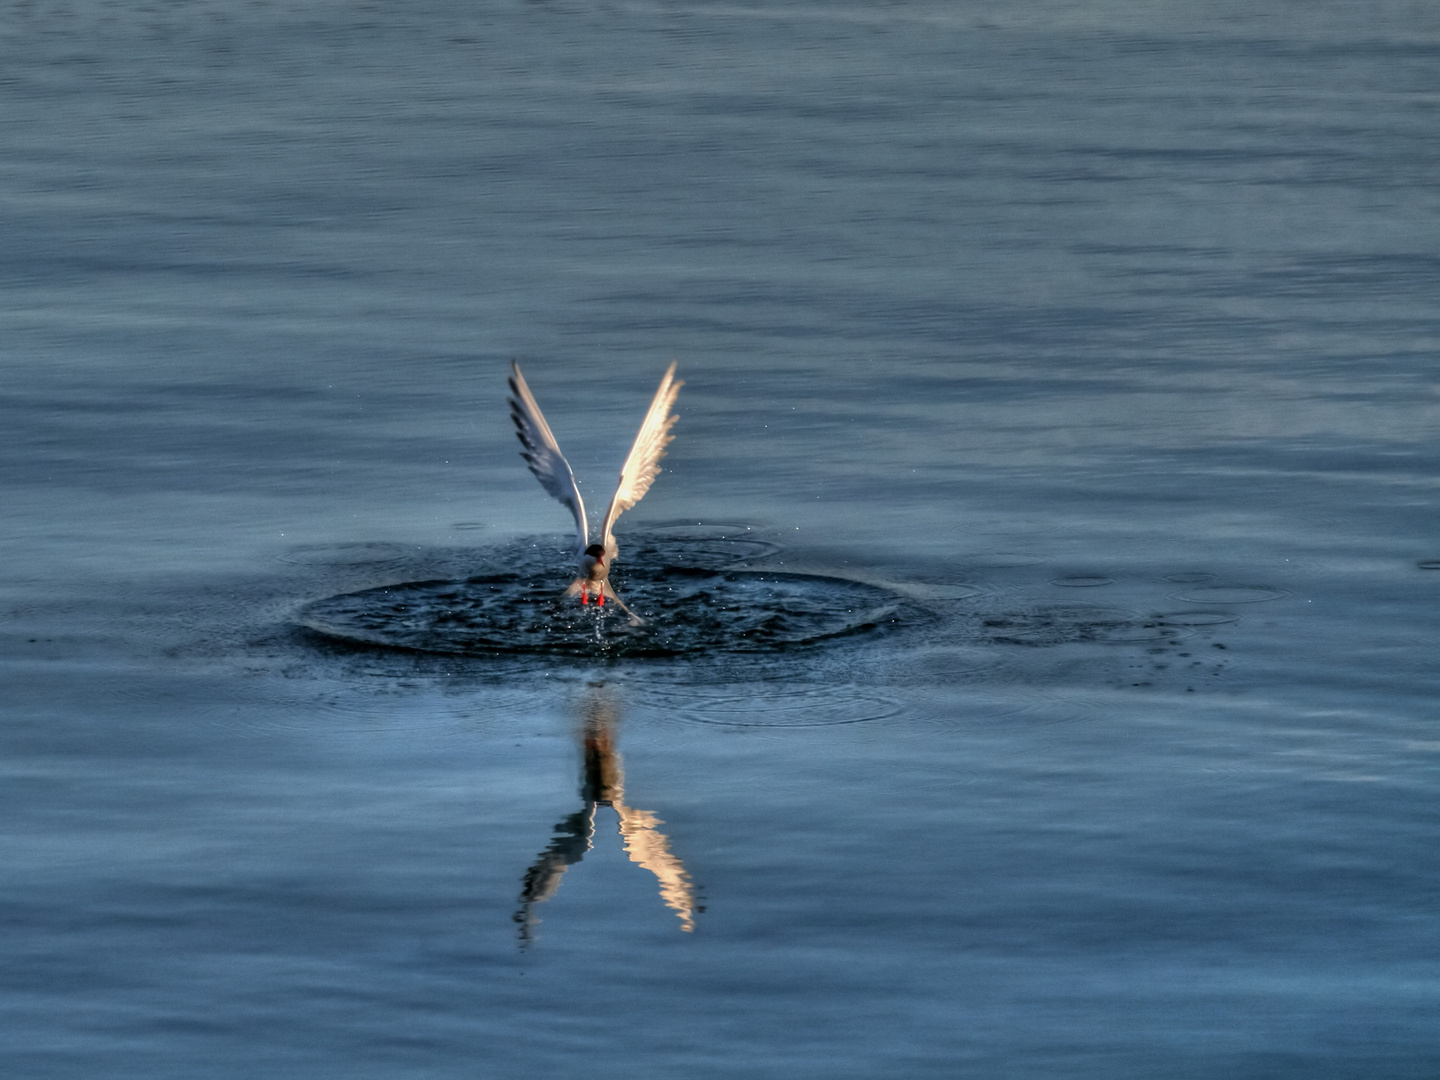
508, 361, 589, 552
601, 362, 682, 557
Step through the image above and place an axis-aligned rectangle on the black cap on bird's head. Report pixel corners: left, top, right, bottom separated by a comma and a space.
584, 543, 606, 560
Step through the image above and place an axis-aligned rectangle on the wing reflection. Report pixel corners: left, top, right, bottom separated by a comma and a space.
515, 685, 697, 944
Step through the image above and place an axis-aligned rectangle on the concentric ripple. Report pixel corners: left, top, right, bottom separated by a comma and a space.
297, 566, 905, 658
1168, 585, 1290, 604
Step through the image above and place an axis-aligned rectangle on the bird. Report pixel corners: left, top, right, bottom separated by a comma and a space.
507, 360, 682, 621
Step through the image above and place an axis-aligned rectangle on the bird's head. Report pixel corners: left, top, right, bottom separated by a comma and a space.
580, 543, 608, 579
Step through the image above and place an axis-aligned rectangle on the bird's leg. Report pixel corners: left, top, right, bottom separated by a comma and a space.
597, 591, 605, 607
580, 587, 589, 605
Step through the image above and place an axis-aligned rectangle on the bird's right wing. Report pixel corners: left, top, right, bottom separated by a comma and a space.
508, 361, 589, 552
600, 362, 682, 557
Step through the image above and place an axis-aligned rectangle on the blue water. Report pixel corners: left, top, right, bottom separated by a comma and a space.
3, 2, 1439, 1076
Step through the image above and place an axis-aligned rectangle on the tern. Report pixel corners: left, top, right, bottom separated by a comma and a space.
508, 360, 682, 620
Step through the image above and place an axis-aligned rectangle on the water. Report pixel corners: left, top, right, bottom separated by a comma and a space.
4, 2, 1440, 1076
294, 531, 906, 656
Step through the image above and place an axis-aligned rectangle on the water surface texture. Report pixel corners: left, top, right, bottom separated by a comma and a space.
3, 2, 1440, 1077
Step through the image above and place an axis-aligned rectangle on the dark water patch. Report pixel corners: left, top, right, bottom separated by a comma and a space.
1418, 560, 1440, 570
856, 589, 1241, 728
297, 568, 906, 659
1051, 575, 1115, 588
1164, 572, 1217, 584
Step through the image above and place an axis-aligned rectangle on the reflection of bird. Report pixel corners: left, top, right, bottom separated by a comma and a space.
515, 687, 697, 945
508, 361, 682, 620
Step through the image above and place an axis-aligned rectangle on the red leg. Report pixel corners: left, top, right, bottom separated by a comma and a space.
580, 589, 588, 605
597, 591, 606, 607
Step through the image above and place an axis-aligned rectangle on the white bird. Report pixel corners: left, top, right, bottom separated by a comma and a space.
508, 360, 682, 620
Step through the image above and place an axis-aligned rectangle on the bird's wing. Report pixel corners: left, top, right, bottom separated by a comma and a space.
508, 361, 589, 552
601, 362, 682, 558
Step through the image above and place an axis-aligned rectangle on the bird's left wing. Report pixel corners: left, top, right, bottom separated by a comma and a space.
508, 361, 589, 552
601, 362, 682, 558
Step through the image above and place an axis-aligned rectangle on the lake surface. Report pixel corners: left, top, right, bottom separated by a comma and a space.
3, 2, 1439, 1076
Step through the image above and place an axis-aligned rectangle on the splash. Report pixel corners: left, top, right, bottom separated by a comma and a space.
296, 553, 906, 658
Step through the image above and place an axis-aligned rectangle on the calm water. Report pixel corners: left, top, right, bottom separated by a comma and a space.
4, 2, 1439, 1076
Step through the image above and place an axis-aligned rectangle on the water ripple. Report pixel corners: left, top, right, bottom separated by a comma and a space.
297, 568, 907, 658
635, 683, 903, 728
1168, 585, 1290, 604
